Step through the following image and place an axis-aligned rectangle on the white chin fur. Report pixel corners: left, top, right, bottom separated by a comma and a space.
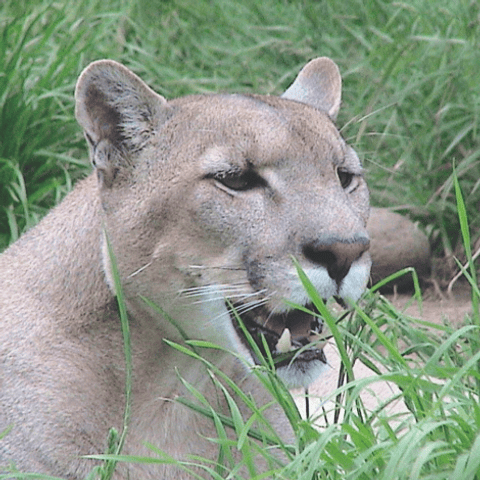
276, 360, 329, 389
339, 260, 371, 303
286, 268, 337, 309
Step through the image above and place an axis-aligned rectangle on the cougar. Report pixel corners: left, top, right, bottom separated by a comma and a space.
0, 57, 370, 478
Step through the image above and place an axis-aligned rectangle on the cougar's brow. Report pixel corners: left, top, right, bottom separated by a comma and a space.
331, 141, 364, 176
345, 146, 364, 172
200, 146, 247, 176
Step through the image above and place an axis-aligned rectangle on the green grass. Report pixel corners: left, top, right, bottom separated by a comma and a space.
1, 0, 480, 478
86, 237, 480, 480
1, 0, 479, 256
75, 249, 480, 480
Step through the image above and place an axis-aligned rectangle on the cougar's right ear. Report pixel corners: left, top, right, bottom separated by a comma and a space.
75, 60, 170, 187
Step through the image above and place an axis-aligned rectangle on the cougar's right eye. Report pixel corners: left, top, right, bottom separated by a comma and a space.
213, 169, 266, 192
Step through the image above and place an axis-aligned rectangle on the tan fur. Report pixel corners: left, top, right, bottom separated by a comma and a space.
0, 58, 371, 478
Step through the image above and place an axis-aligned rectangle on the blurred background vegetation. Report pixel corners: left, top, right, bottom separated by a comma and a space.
1, 0, 479, 283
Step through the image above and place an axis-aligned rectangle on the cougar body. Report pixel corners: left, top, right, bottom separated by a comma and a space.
0, 58, 370, 478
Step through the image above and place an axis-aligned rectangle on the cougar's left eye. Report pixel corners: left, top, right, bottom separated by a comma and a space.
336, 167, 354, 190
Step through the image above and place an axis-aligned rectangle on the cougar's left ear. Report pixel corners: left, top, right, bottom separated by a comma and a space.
281, 57, 342, 121
75, 60, 170, 187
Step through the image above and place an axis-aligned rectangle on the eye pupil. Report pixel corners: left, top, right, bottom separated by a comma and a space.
336, 168, 353, 189
221, 173, 250, 190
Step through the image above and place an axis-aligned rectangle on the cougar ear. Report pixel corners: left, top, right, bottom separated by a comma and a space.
281, 57, 342, 120
75, 60, 170, 187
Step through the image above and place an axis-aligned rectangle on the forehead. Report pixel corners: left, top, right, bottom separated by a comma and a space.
169, 93, 347, 167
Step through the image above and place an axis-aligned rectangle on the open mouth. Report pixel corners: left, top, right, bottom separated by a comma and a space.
231, 302, 328, 369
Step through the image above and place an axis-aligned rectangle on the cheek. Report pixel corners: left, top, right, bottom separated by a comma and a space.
193, 195, 250, 244
349, 183, 370, 226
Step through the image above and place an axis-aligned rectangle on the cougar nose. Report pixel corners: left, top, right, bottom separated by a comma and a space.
302, 235, 370, 284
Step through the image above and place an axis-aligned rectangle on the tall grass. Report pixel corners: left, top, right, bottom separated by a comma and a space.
0, 0, 130, 249
80, 250, 480, 479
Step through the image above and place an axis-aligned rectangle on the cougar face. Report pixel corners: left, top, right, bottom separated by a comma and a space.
87, 83, 370, 389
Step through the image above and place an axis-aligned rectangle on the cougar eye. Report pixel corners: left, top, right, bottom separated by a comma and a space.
214, 170, 265, 192
336, 167, 354, 190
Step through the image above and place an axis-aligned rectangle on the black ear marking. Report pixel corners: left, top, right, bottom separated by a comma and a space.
84, 132, 95, 147
83, 84, 126, 149
91, 139, 120, 188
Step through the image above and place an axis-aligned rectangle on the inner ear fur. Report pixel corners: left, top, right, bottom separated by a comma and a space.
281, 57, 342, 120
75, 60, 170, 185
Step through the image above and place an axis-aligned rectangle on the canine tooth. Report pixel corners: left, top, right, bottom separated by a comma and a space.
276, 328, 292, 353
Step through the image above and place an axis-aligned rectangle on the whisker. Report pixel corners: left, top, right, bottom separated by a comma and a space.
179, 284, 264, 298
184, 290, 269, 307
188, 265, 245, 271
200, 297, 268, 325
231, 297, 271, 315
187, 294, 261, 306
180, 284, 250, 298
175, 283, 271, 312
180, 281, 250, 292
128, 261, 153, 278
